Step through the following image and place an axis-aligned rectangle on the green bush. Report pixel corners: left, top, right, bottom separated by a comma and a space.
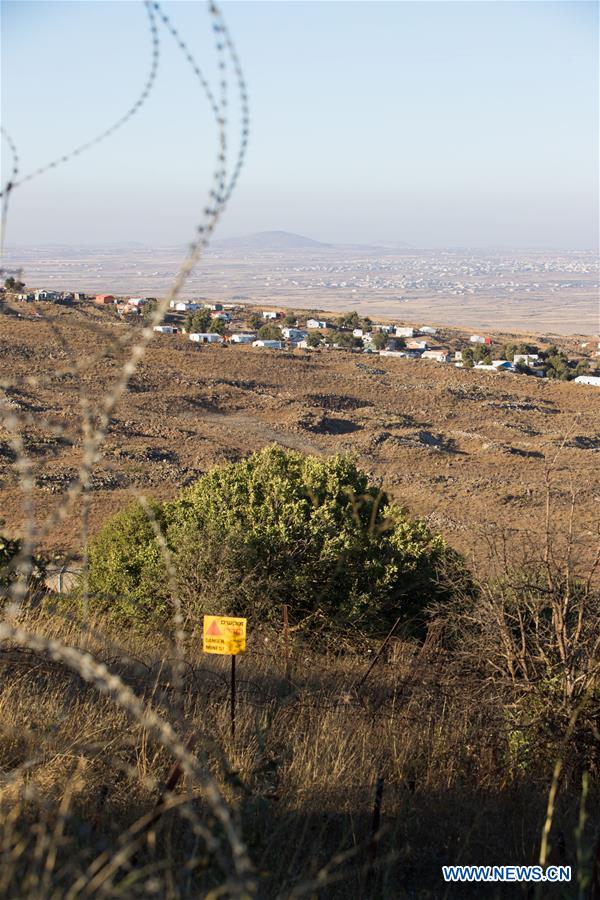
257, 323, 282, 341
86, 500, 170, 622
86, 447, 467, 631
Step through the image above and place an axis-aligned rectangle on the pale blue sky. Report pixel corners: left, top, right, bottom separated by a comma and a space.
1, 0, 598, 248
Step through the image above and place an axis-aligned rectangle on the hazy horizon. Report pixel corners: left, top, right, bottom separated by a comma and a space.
1, 1, 598, 250
4, 233, 600, 253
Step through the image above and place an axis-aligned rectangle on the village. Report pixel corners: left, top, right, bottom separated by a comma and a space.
4, 281, 600, 386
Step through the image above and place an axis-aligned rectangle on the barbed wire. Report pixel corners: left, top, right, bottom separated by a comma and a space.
0, 640, 587, 732
1, 0, 251, 596
0, 126, 19, 257
0, 1, 159, 199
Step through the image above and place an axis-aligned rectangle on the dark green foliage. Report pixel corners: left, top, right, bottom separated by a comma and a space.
461, 347, 474, 368
185, 308, 211, 333
140, 300, 158, 325
502, 342, 539, 362
257, 323, 282, 341
86, 500, 170, 622
371, 333, 387, 350
86, 448, 465, 631
541, 347, 582, 381
4, 276, 25, 292
330, 331, 362, 349
336, 311, 361, 330
208, 317, 227, 335
471, 343, 492, 364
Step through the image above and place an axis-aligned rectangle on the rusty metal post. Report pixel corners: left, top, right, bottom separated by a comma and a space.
354, 617, 402, 694
231, 653, 236, 740
283, 603, 290, 680
365, 775, 385, 894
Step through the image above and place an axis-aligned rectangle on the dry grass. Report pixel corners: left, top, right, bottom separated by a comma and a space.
0, 600, 598, 899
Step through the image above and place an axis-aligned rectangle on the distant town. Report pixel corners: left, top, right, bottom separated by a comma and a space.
3, 278, 600, 386
3, 240, 598, 336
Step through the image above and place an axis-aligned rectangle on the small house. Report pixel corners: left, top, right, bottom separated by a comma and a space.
574, 375, 600, 387
419, 326, 438, 335
95, 294, 115, 305
262, 311, 280, 320
514, 354, 541, 367
189, 332, 223, 344
282, 327, 308, 341
307, 318, 329, 330
421, 349, 450, 363
469, 334, 486, 344
406, 339, 428, 351
153, 325, 177, 334
395, 326, 414, 338
230, 333, 255, 343
253, 339, 282, 349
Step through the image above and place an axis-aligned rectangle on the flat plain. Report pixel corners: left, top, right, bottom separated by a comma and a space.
4, 242, 599, 335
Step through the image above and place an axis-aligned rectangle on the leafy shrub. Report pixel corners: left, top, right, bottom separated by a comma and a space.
86, 447, 467, 631
86, 500, 170, 622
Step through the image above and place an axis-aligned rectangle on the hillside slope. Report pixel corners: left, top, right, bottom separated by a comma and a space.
1, 304, 598, 563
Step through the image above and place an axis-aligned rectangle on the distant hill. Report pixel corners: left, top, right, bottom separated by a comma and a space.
212, 231, 332, 251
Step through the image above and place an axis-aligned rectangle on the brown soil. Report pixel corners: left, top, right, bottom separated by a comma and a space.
1, 302, 599, 563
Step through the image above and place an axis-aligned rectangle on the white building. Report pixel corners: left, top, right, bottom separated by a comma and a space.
189, 332, 223, 344
421, 349, 450, 363
574, 375, 600, 387
374, 324, 395, 334
469, 335, 486, 344
282, 327, 308, 341
262, 311, 279, 320
253, 339, 282, 349
153, 325, 177, 334
230, 333, 255, 344
127, 298, 147, 308
514, 353, 541, 367
419, 326, 438, 335
353, 328, 364, 338
307, 318, 329, 329
395, 326, 414, 338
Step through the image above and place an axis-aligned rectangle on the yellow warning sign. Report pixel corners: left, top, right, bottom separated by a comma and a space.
203, 615, 247, 655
